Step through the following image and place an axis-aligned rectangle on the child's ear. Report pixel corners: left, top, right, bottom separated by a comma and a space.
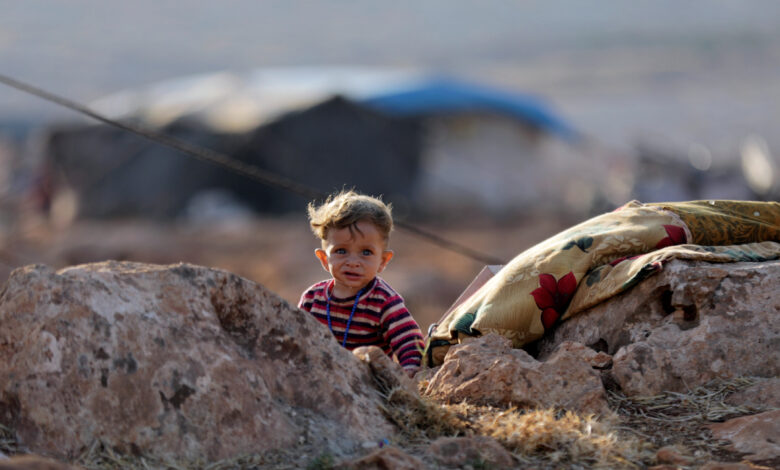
315, 249, 330, 272
377, 250, 394, 273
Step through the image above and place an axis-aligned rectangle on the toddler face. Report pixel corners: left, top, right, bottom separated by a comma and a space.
315, 220, 393, 298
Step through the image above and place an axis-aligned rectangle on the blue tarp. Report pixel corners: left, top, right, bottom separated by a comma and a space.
361, 78, 579, 142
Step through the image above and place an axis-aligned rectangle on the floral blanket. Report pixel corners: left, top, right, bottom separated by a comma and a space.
424, 200, 780, 367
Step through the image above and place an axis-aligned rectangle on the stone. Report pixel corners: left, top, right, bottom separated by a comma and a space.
423, 334, 610, 415
551, 341, 613, 369
428, 435, 515, 468
0, 455, 79, 470
339, 446, 423, 470
655, 445, 693, 465
353, 346, 418, 397
707, 410, 780, 461
0, 262, 395, 461
538, 260, 780, 396
412, 364, 438, 390
724, 378, 780, 410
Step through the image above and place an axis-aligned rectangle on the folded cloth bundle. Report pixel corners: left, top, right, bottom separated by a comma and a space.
424, 200, 780, 367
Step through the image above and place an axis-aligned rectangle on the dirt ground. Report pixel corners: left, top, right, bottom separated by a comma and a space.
0, 212, 576, 332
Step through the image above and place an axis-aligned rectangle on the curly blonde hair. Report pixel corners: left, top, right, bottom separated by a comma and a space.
308, 190, 393, 242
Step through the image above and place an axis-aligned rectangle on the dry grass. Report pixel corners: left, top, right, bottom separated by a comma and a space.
377, 386, 468, 442
0, 423, 19, 456
606, 377, 774, 464
377, 376, 772, 468
464, 406, 652, 468
607, 377, 770, 423
376, 384, 653, 469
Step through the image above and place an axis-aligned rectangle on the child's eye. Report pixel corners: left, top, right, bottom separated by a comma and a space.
335, 248, 347, 255
362, 249, 373, 256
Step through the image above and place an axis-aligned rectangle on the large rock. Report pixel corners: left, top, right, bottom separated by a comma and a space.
0, 262, 395, 461
423, 334, 609, 414
538, 259, 779, 396
708, 410, 780, 461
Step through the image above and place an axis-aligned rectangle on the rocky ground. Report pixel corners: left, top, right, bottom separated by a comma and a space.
0, 216, 777, 469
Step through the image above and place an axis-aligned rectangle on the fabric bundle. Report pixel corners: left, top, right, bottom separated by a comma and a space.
424, 200, 780, 367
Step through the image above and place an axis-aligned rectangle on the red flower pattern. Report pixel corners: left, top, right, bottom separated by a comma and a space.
531, 272, 577, 330
655, 224, 687, 249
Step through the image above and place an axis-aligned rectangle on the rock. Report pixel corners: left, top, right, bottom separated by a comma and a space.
412, 364, 438, 390
0, 455, 79, 470
428, 436, 515, 468
353, 346, 418, 397
724, 378, 780, 410
339, 446, 423, 470
655, 445, 693, 465
423, 334, 610, 415
551, 341, 613, 369
707, 410, 780, 461
538, 260, 780, 396
0, 262, 395, 461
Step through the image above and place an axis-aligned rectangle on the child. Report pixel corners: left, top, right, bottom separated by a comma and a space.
298, 190, 424, 376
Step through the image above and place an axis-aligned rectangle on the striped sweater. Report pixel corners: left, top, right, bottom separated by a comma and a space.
298, 277, 424, 372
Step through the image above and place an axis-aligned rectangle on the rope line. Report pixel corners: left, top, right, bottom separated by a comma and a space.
0, 73, 504, 265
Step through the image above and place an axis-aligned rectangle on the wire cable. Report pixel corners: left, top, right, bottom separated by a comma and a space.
0, 72, 504, 265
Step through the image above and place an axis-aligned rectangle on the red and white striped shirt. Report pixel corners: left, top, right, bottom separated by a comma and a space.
298, 277, 424, 372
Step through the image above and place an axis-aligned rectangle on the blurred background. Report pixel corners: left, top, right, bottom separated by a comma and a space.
1, 1, 779, 330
